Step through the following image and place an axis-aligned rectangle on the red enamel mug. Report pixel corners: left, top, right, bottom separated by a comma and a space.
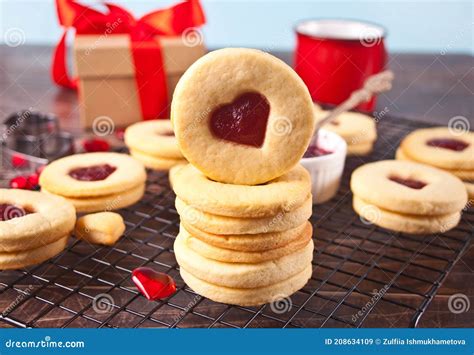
294, 19, 387, 112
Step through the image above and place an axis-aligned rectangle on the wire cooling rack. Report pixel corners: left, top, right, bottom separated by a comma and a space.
0, 116, 472, 328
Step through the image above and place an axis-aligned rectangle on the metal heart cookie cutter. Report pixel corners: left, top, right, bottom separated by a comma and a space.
1, 110, 75, 172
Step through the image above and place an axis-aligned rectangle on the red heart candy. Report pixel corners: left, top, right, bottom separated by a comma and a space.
209, 92, 270, 148
27, 173, 39, 188
9, 176, 28, 189
11, 154, 27, 168
132, 267, 176, 301
83, 138, 110, 152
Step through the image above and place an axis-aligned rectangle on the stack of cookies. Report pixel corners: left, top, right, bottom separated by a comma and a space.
40, 152, 146, 213
170, 48, 317, 306
351, 160, 468, 234
0, 189, 75, 269
316, 111, 377, 156
124, 120, 186, 170
396, 127, 474, 200
171, 165, 313, 305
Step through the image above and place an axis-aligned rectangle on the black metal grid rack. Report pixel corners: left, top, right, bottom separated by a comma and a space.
0, 116, 472, 328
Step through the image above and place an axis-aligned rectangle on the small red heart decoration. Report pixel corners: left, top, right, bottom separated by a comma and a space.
132, 267, 177, 301
9, 176, 28, 189
11, 154, 27, 168
82, 138, 110, 152
209, 92, 270, 148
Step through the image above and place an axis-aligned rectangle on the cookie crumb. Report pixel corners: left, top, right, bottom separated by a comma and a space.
75, 212, 125, 246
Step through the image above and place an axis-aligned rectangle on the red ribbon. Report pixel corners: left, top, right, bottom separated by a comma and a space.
52, 0, 206, 119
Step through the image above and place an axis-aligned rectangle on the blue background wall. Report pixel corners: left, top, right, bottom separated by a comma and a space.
0, 0, 472, 54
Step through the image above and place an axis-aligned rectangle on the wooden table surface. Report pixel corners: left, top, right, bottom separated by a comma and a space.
0, 45, 472, 328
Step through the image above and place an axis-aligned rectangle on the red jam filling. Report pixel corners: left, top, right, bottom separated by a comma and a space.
304, 145, 333, 158
426, 138, 469, 151
389, 176, 427, 189
69, 164, 117, 181
209, 92, 270, 148
0, 204, 32, 221
132, 267, 176, 300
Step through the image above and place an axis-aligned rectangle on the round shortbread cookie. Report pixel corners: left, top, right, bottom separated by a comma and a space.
174, 231, 313, 288
124, 119, 183, 159
399, 127, 474, 170
0, 236, 69, 270
175, 196, 313, 235
397, 147, 474, 200
347, 141, 375, 156
181, 224, 312, 263
39, 152, 146, 198
182, 221, 310, 252
0, 189, 75, 252
180, 264, 312, 306
42, 183, 145, 213
396, 147, 474, 180
350, 160, 468, 216
130, 149, 186, 171
353, 196, 461, 234
318, 110, 377, 145
170, 164, 311, 218
171, 48, 315, 185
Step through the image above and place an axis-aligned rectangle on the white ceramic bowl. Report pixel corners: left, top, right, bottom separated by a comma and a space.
300, 129, 347, 204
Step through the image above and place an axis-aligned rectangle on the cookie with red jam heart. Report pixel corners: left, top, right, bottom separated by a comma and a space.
0, 189, 75, 269
39, 152, 146, 212
398, 127, 474, 171
171, 48, 315, 185
316, 110, 377, 156
396, 127, 474, 200
124, 120, 187, 170
350, 160, 468, 234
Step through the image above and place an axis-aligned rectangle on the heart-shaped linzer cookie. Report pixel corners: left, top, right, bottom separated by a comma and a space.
209, 92, 270, 148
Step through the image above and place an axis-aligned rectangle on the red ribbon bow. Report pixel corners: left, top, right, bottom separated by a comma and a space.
52, 0, 205, 119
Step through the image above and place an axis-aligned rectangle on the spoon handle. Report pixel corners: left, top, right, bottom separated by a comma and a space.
315, 70, 394, 130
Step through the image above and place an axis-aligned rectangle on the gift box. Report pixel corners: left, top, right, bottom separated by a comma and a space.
52, 0, 206, 128
73, 34, 205, 128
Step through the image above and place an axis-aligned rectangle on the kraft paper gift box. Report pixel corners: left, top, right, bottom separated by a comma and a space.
73, 34, 206, 128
